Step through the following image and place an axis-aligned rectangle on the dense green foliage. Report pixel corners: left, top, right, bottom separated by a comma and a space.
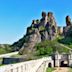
58, 37, 72, 45
58, 26, 72, 48
35, 40, 55, 56
35, 38, 70, 56
0, 48, 7, 54
0, 47, 12, 54
0, 44, 12, 54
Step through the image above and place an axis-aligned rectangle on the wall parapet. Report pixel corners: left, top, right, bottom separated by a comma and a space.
0, 57, 53, 72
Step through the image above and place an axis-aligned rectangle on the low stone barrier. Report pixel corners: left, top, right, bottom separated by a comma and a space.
0, 57, 54, 72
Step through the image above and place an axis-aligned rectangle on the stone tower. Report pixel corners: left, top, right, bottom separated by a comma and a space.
54, 51, 61, 67
68, 51, 72, 67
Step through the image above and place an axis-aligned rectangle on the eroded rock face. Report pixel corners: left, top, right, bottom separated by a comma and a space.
63, 15, 72, 37
32, 20, 36, 24
46, 12, 57, 40
40, 11, 47, 26
11, 11, 58, 55
19, 29, 41, 54
47, 12, 57, 27
66, 16, 72, 26
65, 25, 72, 37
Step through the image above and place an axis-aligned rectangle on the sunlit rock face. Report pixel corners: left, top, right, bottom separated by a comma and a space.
66, 16, 72, 26
45, 12, 57, 40
11, 11, 58, 55
57, 27, 62, 35
63, 15, 72, 37
19, 29, 41, 55
40, 11, 47, 26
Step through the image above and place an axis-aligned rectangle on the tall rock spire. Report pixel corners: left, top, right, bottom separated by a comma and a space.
66, 15, 72, 26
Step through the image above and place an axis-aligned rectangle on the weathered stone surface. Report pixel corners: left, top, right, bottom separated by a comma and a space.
40, 31, 48, 41
11, 35, 28, 51
47, 12, 57, 27
58, 26, 63, 35
40, 11, 47, 26
46, 12, 57, 40
11, 11, 58, 54
63, 15, 72, 37
32, 20, 36, 24
19, 29, 41, 54
66, 16, 72, 26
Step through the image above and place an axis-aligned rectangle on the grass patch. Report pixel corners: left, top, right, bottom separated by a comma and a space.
46, 68, 55, 72
0, 47, 12, 54
10, 54, 22, 57
69, 68, 72, 72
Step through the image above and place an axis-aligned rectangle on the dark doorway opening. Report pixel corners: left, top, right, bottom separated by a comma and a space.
48, 63, 52, 67
60, 61, 68, 67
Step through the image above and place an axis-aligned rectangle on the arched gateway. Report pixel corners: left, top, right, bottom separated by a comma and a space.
48, 63, 52, 67
60, 61, 68, 67
54, 52, 72, 67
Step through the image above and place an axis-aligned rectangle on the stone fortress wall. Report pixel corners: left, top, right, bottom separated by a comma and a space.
54, 51, 72, 67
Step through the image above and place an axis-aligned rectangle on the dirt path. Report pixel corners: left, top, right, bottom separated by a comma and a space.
52, 67, 69, 72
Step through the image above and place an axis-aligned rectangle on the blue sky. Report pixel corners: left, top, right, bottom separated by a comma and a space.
0, 0, 72, 44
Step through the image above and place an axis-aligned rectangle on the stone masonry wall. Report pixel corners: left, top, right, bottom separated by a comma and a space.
0, 57, 53, 72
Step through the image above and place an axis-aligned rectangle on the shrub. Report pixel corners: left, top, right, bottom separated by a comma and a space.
35, 39, 70, 56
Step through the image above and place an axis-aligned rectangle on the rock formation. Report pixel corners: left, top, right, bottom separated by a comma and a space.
59, 15, 72, 45
63, 15, 72, 37
40, 11, 47, 26
57, 27, 63, 35
66, 16, 72, 26
11, 11, 58, 55
19, 29, 41, 54
11, 12, 72, 55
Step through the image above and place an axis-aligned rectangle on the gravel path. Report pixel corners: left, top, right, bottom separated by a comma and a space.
52, 67, 69, 72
